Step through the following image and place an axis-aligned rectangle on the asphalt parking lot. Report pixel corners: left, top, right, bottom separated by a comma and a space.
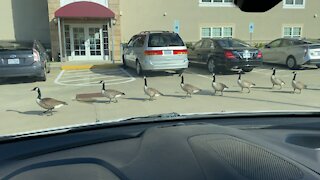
1, 63, 320, 135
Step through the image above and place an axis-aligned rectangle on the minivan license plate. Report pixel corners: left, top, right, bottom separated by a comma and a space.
243, 51, 251, 59
163, 50, 172, 55
8, 58, 20, 64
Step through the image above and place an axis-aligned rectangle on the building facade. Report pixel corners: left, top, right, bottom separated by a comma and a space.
1, 0, 319, 62
120, 0, 320, 44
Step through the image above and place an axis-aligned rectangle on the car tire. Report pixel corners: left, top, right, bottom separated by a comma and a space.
286, 56, 298, 70
37, 71, 47, 81
136, 61, 144, 76
207, 58, 216, 73
122, 55, 127, 68
46, 64, 51, 74
242, 67, 253, 72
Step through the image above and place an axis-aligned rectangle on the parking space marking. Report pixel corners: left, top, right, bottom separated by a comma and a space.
54, 68, 136, 86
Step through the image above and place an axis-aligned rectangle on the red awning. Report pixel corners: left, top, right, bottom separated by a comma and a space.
55, 1, 115, 18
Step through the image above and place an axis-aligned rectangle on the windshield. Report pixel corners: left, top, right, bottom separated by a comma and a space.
1, 0, 320, 136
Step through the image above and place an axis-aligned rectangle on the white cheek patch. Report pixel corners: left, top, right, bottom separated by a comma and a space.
115, 94, 122, 98
193, 90, 200, 93
155, 94, 160, 97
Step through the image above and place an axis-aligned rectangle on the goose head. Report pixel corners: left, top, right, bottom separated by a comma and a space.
237, 70, 243, 80
143, 76, 147, 87
179, 74, 184, 84
212, 73, 216, 82
292, 71, 297, 80
31, 87, 40, 91
272, 67, 276, 75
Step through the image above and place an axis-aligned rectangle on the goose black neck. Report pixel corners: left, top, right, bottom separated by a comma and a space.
181, 75, 184, 84
212, 75, 216, 82
101, 82, 105, 90
144, 78, 147, 86
37, 89, 41, 99
293, 74, 296, 80
272, 69, 276, 75
238, 73, 241, 80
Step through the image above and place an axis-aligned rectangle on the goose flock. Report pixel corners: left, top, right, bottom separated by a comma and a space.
32, 68, 308, 115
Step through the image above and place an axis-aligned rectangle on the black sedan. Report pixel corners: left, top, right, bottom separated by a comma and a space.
0, 40, 50, 81
188, 38, 263, 73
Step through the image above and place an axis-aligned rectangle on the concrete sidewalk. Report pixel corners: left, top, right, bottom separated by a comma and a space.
49, 61, 122, 70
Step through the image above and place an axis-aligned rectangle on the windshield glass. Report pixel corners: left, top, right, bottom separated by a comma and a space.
0, 0, 320, 136
217, 39, 251, 48
148, 33, 185, 47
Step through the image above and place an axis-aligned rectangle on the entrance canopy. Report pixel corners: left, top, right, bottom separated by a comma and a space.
55, 1, 115, 18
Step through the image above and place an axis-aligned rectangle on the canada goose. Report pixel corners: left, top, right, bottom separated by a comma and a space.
271, 68, 285, 89
237, 70, 256, 93
99, 80, 125, 103
212, 73, 228, 96
144, 76, 163, 100
31, 87, 67, 115
292, 72, 307, 94
179, 74, 201, 97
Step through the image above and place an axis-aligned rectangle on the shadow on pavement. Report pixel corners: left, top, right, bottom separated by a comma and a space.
123, 97, 148, 101
6, 110, 56, 116
162, 94, 186, 99
0, 77, 36, 85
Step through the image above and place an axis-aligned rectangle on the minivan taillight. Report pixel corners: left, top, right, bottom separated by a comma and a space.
224, 51, 236, 59
257, 51, 263, 58
33, 49, 40, 62
173, 49, 188, 55
144, 50, 163, 56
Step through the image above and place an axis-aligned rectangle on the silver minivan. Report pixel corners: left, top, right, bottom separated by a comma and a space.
122, 31, 189, 75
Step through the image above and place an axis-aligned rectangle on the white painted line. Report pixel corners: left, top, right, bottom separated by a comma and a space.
63, 69, 121, 75
54, 70, 65, 85
59, 73, 118, 79
196, 74, 211, 79
54, 68, 136, 86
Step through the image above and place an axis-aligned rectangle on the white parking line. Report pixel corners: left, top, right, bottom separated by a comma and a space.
54, 68, 136, 86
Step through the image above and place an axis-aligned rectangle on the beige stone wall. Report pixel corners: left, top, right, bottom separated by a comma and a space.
47, 0, 121, 61
119, 0, 320, 44
108, 0, 121, 61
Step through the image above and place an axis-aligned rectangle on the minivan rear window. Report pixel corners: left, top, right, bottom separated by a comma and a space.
148, 33, 184, 47
0, 41, 33, 50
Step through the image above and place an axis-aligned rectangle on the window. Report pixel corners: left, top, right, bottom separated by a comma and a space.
283, 27, 302, 38
201, 40, 213, 48
133, 36, 146, 47
268, 39, 282, 48
199, 0, 234, 7
148, 33, 184, 47
201, 27, 233, 38
283, 0, 305, 8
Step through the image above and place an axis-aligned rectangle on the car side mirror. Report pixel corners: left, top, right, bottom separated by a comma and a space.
265, 45, 271, 48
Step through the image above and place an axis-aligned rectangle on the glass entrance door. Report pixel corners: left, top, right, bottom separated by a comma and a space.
67, 25, 106, 61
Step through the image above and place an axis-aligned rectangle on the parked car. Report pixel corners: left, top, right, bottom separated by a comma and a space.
122, 31, 189, 75
261, 38, 320, 69
188, 38, 263, 73
0, 40, 50, 81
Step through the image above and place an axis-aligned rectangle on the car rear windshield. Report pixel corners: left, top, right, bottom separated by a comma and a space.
0, 41, 33, 51
148, 33, 184, 47
217, 39, 250, 48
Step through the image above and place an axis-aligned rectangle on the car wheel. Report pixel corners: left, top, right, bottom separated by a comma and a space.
207, 58, 216, 73
46, 64, 51, 73
242, 67, 253, 72
136, 61, 143, 76
286, 56, 297, 70
38, 69, 47, 82
122, 55, 127, 68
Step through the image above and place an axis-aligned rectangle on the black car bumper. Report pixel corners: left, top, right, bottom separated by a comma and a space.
217, 58, 263, 69
0, 62, 44, 78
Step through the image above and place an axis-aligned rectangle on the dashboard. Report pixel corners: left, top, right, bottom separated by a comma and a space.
0, 115, 320, 180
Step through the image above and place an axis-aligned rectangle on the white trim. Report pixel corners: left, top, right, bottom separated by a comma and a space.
283, 0, 305, 9
200, 26, 234, 39
199, 0, 235, 7
282, 25, 303, 38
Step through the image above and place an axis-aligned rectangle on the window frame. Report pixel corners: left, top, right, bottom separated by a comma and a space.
200, 26, 234, 39
282, 26, 302, 38
199, 0, 235, 7
283, 0, 305, 9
